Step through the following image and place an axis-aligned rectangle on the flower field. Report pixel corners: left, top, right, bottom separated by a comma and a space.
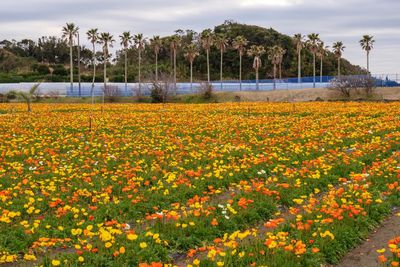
0, 102, 399, 266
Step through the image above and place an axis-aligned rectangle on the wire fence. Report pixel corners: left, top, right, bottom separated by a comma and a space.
0, 74, 398, 97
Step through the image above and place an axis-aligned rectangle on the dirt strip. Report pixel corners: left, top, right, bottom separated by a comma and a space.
335, 207, 400, 267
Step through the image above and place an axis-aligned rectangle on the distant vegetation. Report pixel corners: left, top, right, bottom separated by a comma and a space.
0, 20, 368, 84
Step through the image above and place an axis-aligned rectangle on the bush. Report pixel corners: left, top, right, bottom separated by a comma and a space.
328, 76, 376, 99
149, 74, 174, 103
104, 85, 121, 103
198, 82, 213, 100
52, 65, 68, 76
34, 64, 51, 75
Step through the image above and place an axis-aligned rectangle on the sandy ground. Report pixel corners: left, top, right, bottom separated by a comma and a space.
216, 87, 400, 102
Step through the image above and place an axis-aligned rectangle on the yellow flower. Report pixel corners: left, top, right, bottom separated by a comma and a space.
23, 254, 37, 261
99, 229, 112, 242
127, 233, 138, 240
78, 256, 84, 262
139, 242, 147, 249
217, 262, 224, 266
105, 242, 112, 248
153, 233, 160, 239
376, 248, 386, 253
52, 259, 61, 266
193, 259, 200, 266
71, 228, 82, 236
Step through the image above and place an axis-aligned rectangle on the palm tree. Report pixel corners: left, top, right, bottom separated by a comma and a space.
86, 28, 98, 103
268, 45, 283, 90
200, 29, 214, 83
293, 34, 304, 83
120, 31, 133, 91
307, 33, 320, 88
7, 83, 40, 112
99, 32, 115, 103
277, 47, 286, 79
316, 42, 329, 83
77, 31, 81, 97
359, 35, 375, 74
150, 36, 163, 82
184, 43, 199, 91
62, 23, 79, 93
332, 41, 345, 77
232, 36, 248, 91
134, 33, 147, 96
247, 45, 265, 90
214, 33, 229, 90
169, 35, 181, 90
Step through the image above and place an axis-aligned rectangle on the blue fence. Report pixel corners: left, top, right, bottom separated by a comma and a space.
0, 74, 398, 97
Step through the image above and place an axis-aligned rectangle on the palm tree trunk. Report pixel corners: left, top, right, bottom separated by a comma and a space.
138, 49, 141, 96
173, 49, 177, 91
298, 51, 301, 83
273, 64, 277, 90
155, 53, 158, 82
77, 32, 81, 97
207, 49, 210, 83
124, 49, 128, 91
27, 98, 31, 112
313, 53, 316, 88
103, 54, 106, 104
367, 51, 370, 74
69, 39, 73, 93
91, 42, 96, 104
220, 49, 223, 90
256, 68, 259, 90
279, 63, 282, 79
190, 61, 193, 91
320, 57, 323, 83
338, 58, 341, 78
239, 53, 242, 91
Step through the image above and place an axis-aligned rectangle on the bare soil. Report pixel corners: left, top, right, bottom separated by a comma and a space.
335, 207, 400, 267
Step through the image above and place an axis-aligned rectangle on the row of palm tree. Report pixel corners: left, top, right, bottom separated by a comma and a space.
294, 33, 375, 88
62, 23, 376, 95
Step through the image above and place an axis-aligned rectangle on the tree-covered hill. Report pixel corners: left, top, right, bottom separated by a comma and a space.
0, 20, 366, 83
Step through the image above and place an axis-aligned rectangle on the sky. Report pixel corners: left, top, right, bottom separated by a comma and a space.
1, 0, 399, 75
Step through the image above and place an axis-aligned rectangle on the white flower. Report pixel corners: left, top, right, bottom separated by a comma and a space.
124, 223, 131, 230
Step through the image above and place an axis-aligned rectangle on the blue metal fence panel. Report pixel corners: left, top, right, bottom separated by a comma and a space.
0, 75, 398, 97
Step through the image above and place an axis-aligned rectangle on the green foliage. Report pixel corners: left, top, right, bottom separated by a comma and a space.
0, 21, 367, 83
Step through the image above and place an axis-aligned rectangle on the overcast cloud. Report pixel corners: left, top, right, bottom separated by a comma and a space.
1, 0, 399, 74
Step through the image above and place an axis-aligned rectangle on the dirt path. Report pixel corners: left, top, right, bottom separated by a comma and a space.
336, 207, 400, 267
